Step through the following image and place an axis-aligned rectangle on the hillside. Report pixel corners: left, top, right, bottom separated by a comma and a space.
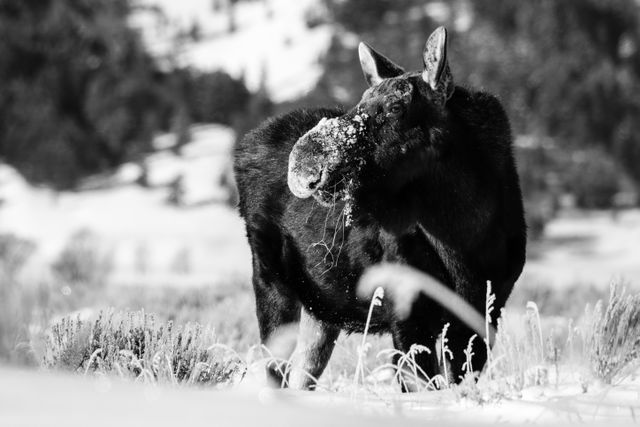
132, 0, 333, 102
0, 126, 251, 288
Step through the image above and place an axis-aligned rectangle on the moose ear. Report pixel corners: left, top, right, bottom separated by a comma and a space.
358, 42, 405, 87
422, 27, 454, 102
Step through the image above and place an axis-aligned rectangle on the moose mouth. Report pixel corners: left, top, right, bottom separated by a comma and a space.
312, 177, 350, 207
287, 160, 348, 207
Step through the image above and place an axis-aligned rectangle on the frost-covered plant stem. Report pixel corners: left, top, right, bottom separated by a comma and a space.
440, 322, 453, 385
353, 287, 384, 388
484, 280, 495, 378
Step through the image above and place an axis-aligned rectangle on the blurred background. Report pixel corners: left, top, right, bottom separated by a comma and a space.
1, 0, 640, 368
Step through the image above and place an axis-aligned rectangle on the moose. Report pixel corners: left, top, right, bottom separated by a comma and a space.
234, 27, 526, 390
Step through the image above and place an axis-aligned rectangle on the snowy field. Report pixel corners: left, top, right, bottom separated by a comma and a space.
2, 364, 640, 425
0, 125, 251, 288
524, 209, 640, 290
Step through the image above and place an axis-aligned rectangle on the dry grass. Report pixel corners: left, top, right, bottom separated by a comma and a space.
0, 234, 50, 365
336, 278, 640, 402
7, 275, 640, 399
4, 230, 640, 401
100, 282, 259, 352
43, 310, 246, 387
6, 272, 640, 400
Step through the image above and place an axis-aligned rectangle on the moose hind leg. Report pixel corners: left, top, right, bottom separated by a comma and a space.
288, 307, 340, 390
445, 283, 510, 384
253, 274, 301, 387
443, 321, 487, 384
391, 316, 440, 392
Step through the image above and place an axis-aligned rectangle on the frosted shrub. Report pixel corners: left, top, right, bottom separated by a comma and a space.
43, 310, 246, 387
586, 283, 640, 384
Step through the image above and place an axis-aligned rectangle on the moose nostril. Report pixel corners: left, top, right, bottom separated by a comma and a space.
307, 175, 322, 190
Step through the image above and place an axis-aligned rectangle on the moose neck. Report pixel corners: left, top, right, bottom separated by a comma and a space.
357, 128, 495, 256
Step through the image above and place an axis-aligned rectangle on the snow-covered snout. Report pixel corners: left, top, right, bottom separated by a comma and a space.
287, 115, 368, 205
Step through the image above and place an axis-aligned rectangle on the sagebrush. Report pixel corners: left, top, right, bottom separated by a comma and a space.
44, 310, 246, 387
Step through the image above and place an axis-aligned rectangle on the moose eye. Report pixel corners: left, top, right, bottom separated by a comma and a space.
388, 104, 403, 116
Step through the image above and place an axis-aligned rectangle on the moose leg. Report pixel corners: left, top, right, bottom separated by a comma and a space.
443, 320, 486, 384
391, 317, 440, 392
446, 286, 508, 383
288, 307, 340, 390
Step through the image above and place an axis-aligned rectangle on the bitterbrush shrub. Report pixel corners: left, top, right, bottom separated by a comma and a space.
43, 309, 246, 387
586, 283, 640, 384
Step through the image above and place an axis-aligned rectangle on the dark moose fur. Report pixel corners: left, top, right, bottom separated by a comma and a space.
234, 27, 526, 390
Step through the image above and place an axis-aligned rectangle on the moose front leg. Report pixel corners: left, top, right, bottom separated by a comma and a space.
252, 274, 301, 387
288, 307, 340, 390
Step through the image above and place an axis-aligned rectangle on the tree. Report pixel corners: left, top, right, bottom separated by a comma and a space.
0, 0, 171, 188
318, 0, 438, 106
463, 0, 640, 183
186, 71, 252, 125
0, 0, 267, 189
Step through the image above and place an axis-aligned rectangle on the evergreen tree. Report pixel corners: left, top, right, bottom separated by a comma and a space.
0, 0, 171, 188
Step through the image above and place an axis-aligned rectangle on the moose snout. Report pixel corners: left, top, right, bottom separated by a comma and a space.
287, 116, 342, 199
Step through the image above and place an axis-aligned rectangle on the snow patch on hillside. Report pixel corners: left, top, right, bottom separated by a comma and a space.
133, 0, 333, 102
144, 124, 235, 206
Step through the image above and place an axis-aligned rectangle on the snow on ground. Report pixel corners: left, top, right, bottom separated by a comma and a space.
0, 180, 250, 287
2, 366, 640, 426
294, 379, 640, 424
0, 367, 446, 427
522, 209, 640, 289
132, 0, 333, 102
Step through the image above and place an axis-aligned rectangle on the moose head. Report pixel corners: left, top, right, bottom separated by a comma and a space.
288, 27, 455, 212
